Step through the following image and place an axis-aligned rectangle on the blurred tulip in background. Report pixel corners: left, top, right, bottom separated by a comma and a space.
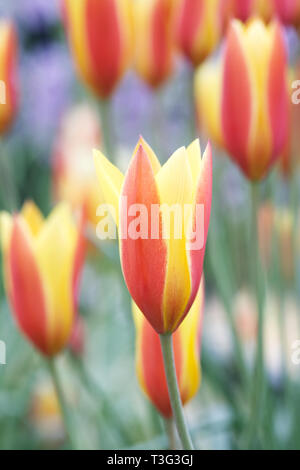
52, 103, 103, 228
133, 280, 204, 418
0, 20, 18, 135
222, 19, 289, 181
0, 202, 85, 356
133, 0, 176, 88
61, 0, 133, 99
175, 0, 223, 67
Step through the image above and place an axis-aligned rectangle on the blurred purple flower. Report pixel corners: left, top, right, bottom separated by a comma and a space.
19, 44, 73, 154
3, 0, 60, 30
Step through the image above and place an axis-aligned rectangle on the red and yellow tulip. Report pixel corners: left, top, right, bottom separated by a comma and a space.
0, 202, 85, 356
133, 279, 204, 418
61, 0, 133, 98
221, 0, 274, 25
94, 137, 212, 334
133, 0, 176, 88
52, 104, 103, 228
222, 19, 289, 181
175, 0, 224, 66
0, 20, 18, 135
273, 0, 300, 27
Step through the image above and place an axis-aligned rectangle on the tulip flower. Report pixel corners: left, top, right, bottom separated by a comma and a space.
61, 0, 133, 99
273, 0, 300, 27
0, 201, 85, 357
194, 59, 224, 148
222, 19, 289, 181
94, 137, 212, 335
221, 0, 274, 25
133, 0, 176, 88
0, 20, 18, 135
52, 104, 103, 228
175, 0, 224, 67
133, 279, 204, 418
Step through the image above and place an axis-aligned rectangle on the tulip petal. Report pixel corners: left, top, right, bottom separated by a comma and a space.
120, 144, 167, 333
133, 136, 161, 174
268, 23, 289, 168
93, 149, 124, 225
9, 217, 49, 355
186, 139, 201, 191
156, 147, 193, 332
21, 201, 44, 237
178, 279, 204, 403
222, 21, 252, 176
183, 143, 212, 326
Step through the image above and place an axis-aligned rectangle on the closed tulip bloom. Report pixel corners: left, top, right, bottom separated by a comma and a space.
222, 19, 289, 181
273, 0, 300, 27
94, 137, 212, 334
194, 59, 224, 148
175, 0, 223, 66
0, 20, 18, 135
0, 202, 85, 356
62, 0, 133, 98
133, 0, 176, 88
133, 279, 204, 418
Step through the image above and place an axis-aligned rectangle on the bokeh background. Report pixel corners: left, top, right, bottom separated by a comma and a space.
0, 0, 300, 450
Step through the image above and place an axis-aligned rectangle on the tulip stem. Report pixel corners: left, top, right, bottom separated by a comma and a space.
164, 418, 177, 450
246, 183, 266, 448
99, 97, 115, 162
0, 141, 18, 211
160, 333, 194, 450
47, 359, 77, 449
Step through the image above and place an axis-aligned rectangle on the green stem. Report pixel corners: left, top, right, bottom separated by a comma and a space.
160, 334, 194, 450
47, 358, 77, 449
164, 418, 177, 450
188, 64, 197, 142
246, 183, 266, 448
99, 97, 115, 162
0, 142, 17, 211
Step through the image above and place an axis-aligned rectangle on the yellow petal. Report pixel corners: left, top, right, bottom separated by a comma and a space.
93, 149, 124, 226
186, 139, 202, 192
156, 147, 193, 331
0, 211, 12, 254
178, 279, 204, 402
21, 201, 44, 237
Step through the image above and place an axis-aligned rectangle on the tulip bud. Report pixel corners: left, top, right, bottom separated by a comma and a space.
0, 202, 86, 357
62, 0, 133, 98
222, 19, 289, 181
273, 0, 300, 27
133, 280, 204, 418
133, 0, 176, 88
0, 20, 18, 135
175, 0, 224, 66
94, 137, 212, 334
52, 103, 102, 228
